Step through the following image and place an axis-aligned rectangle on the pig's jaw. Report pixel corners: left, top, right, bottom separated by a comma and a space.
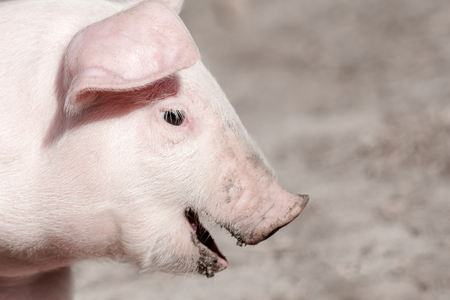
185, 209, 228, 277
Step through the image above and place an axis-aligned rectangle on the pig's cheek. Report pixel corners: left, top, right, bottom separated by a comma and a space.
143, 124, 188, 152
144, 113, 195, 149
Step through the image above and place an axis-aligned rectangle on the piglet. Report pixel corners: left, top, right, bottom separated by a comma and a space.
0, 0, 309, 299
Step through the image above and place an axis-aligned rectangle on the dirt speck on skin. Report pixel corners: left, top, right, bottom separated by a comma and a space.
221, 175, 244, 204
223, 178, 234, 194
191, 232, 223, 278
298, 194, 310, 209
197, 247, 221, 278
246, 151, 275, 179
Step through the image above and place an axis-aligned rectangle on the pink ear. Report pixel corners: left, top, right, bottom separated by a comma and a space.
127, 0, 184, 14
164, 0, 185, 13
63, 0, 198, 115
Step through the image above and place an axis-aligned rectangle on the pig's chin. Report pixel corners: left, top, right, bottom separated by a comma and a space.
185, 209, 228, 278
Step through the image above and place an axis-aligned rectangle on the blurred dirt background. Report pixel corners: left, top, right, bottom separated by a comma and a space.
74, 0, 450, 299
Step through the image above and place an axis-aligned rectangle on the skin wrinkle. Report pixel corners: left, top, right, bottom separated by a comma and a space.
215, 140, 275, 241
246, 181, 285, 240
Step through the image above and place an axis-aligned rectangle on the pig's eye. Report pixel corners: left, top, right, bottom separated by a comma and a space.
162, 109, 186, 126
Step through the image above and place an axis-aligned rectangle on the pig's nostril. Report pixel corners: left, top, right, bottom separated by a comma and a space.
298, 194, 310, 209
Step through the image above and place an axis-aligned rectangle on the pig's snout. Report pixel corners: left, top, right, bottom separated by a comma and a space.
227, 190, 309, 247
260, 194, 309, 242
183, 190, 308, 278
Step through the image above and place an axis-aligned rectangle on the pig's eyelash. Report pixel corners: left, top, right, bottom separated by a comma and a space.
162, 109, 186, 126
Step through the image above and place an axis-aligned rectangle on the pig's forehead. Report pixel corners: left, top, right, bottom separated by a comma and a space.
178, 63, 227, 110
177, 62, 241, 128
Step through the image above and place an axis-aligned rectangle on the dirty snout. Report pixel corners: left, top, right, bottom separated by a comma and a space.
181, 147, 308, 278
223, 182, 309, 246
250, 192, 309, 244
216, 129, 309, 246
203, 133, 309, 248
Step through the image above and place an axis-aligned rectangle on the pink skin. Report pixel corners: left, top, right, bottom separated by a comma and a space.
63, 0, 198, 115
172, 70, 308, 246
0, 0, 308, 298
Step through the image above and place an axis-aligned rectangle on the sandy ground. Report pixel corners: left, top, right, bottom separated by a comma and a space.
74, 0, 450, 299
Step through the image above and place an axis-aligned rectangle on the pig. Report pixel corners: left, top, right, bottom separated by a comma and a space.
0, 0, 309, 299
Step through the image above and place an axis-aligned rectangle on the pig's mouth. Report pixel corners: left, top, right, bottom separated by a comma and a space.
185, 209, 228, 277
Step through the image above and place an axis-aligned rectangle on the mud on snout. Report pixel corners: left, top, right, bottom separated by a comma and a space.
184, 193, 309, 278
186, 209, 228, 278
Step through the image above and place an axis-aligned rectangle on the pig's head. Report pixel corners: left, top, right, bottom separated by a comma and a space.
57, 0, 308, 278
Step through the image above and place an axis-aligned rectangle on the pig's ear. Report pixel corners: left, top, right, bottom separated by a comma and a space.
63, 0, 197, 115
164, 0, 185, 13
127, 0, 184, 14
